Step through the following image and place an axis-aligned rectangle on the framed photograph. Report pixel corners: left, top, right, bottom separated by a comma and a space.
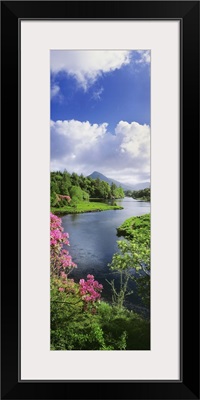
1, 1, 199, 399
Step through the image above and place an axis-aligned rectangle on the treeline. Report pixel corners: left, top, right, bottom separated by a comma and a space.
51, 170, 124, 207
125, 188, 150, 202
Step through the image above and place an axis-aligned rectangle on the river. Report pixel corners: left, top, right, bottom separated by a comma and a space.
61, 197, 150, 316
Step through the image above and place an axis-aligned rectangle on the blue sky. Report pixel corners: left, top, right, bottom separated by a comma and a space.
50, 50, 150, 185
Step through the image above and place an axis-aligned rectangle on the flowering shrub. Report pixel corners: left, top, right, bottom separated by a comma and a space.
50, 212, 77, 276
57, 271, 76, 294
79, 274, 103, 303
52, 274, 77, 296
58, 195, 71, 202
50, 212, 103, 307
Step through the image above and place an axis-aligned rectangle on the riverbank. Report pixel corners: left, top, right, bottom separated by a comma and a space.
51, 201, 123, 215
133, 197, 150, 202
117, 213, 150, 238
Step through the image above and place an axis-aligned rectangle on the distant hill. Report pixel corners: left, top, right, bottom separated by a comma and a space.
87, 171, 150, 191
131, 182, 150, 191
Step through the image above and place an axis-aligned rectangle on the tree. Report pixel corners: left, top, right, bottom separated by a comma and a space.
71, 172, 80, 186
82, 190, 89, 201
69, 186, 83, 202
50, 191, 57, 207
111, 182, 117, 197
116, 186, 124, 199
79, 174, 86, 190
108, 227, 150, 309
60, 171, 71, 195
125, 190, 132, 197
131, 188, 150, 202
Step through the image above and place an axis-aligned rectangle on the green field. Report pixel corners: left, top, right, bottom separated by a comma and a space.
51, 201, 123, 215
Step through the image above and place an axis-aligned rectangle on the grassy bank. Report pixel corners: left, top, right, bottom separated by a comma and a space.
51, 201, 123, 215
117, 213, 150, 239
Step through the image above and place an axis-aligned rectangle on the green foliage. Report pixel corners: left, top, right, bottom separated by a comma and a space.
125, 188, 150, 202
60, 171, 71, 195
97, 303, 150, 350
106, 270, 133, 310
136, 274, 150, 307
50, 170, 125, 207
82, 190, 89, 201
51, 277, 150, 350
111, 183, 124, 199
102, 318, 149, 350
50, 174, 150, 350
69, 185, 84, 202
71, 172, 80, 186
51, 277, 104, 350
51, 201, 123, 215
117, 214, 150, 239
108, 214, 150, 308
50, 191, 57, 207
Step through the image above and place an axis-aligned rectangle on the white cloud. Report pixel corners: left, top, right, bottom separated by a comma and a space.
51, 119, 150, 184
116, 121, 150, 158
51, 83, 60, 99
92, 87, 104, 101
50, 50, 131, 90
136, 50, 150, 64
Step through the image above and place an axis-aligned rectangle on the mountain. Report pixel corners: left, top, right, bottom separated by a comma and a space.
87, 171, 150, 191
131, 182, 150, 190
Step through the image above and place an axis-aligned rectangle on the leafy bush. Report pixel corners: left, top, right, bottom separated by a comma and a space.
51, 283, 150, 350
108, 214, 150, 308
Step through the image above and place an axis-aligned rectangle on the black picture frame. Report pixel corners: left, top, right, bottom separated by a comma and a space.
1, 1, 199, 399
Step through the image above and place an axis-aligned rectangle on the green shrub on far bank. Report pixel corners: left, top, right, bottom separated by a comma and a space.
107, 214, 150, 310
117, 214, 150, 239
125, 188, 150, 202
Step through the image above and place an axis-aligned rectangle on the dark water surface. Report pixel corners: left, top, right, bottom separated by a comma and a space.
62, 197, 150, 315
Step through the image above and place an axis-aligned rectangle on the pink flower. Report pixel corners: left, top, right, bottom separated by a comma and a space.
79, 275, 103, 304
50, 212, 76, 276
87, 274, 94, 280
50, 213, 103, 305
60, 272, 67, 279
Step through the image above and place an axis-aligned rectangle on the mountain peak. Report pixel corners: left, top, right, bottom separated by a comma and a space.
87, 171, 150, 191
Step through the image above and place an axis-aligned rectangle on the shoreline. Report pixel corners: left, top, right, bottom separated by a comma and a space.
52, 207, 123, 216
117, 213, 150, 238
51, 201, 123, 216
